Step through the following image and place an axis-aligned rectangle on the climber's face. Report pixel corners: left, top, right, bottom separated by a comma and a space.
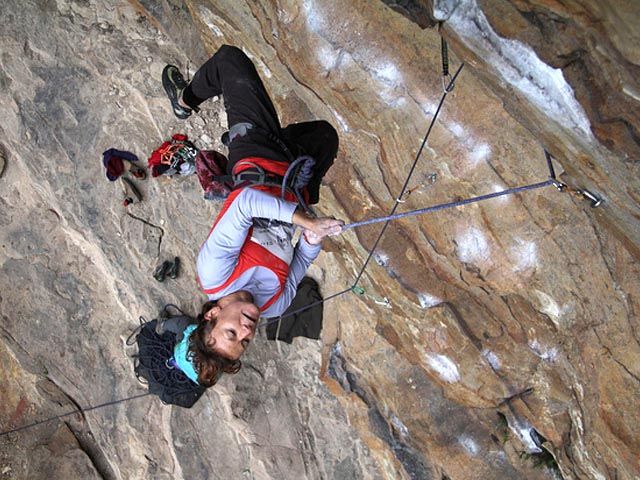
203, 296, 259, 360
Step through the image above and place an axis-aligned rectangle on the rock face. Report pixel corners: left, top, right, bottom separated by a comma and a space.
0, 1, 638, 480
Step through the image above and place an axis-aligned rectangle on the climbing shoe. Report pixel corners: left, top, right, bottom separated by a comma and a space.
167, 257, 180, 279
153, 260, 172, 282
162, 65, 197, 120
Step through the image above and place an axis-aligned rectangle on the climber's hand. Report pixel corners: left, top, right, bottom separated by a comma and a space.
293, 209, 343, 242
303, 229, 323, 245
303, 219, 342, 244
306, 217, 344, 239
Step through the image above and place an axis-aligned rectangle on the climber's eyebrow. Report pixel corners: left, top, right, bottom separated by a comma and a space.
242, 312, 259, 323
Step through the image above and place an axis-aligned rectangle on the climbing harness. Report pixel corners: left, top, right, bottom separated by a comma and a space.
205, 121, 317, 214
228, 125, 317, 214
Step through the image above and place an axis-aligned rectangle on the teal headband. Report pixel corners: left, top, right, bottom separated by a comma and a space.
173, 325, 199, 384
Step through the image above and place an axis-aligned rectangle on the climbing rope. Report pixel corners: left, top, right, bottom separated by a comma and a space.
0, 392, 151, 438
342, 179, 555, 231
282, 154, 316, 215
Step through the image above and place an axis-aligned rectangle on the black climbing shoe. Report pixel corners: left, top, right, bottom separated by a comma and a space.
153, 260, 172, 282
162, 65, 196, 120
167, 257, 180, 279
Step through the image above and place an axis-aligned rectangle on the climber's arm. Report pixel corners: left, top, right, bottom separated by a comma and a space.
197, 189, 342, 290
266, 233, 322, 316
197, 188, 297, 289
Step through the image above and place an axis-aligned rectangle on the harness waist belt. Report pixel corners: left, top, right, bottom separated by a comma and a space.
234, 170, 285, 186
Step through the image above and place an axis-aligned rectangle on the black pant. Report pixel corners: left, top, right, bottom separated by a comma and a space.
182, 45, 338, 204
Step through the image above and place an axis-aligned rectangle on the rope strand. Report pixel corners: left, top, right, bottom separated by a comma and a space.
259, 287, 352, 329
352, 63, 464, 285
342, 180, 555, 231
0, 392, 151, 438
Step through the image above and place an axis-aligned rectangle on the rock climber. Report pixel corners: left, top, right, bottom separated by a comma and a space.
161, 45, 343, 386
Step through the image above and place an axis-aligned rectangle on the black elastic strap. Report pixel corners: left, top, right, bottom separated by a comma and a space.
441, 36, 449, 77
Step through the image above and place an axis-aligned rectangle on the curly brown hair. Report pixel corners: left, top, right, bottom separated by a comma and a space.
188, 300, 242, 387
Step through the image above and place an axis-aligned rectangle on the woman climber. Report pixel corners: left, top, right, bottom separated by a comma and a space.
161, 45, 343, 387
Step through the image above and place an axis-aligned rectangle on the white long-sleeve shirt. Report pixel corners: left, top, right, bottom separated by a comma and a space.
196, 188, 321, 317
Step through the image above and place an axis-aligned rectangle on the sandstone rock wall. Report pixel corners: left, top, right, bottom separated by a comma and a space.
0, 0, 638, 479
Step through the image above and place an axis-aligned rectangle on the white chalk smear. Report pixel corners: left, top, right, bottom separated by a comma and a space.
468, 143, 491, 166
390, 413, 409, 439
276, 7, 294, 24
330, 107, 350, 132
373, 62, 402, 87
425, 353, 460, 383
491, 183, 511, 203
511, 238, 538, 272
374, 252, 389, 267
418, 293, 442, 309
482, 349, 500, 370
303, 0, 325, 32
240, 48, 272, 79
317, 44, 339, 71
446, 0, 593, 138
456, 227, 490, 264
419, 100, 437, 117
533, 290, 571, 327
459, 435, 479, 456
450, 121, 465, 138
509, 420, 543, 454
198, 6, 224, 37
528, 339, 558, 362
